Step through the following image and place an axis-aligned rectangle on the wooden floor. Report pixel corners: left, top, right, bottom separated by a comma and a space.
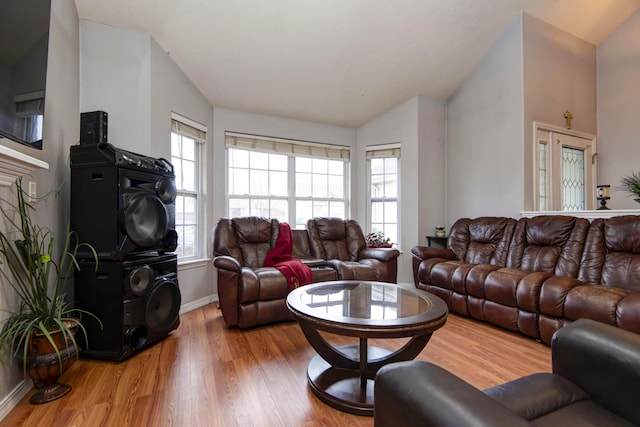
2, 304, 551, 427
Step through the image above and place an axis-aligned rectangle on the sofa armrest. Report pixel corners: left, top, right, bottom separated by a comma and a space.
359, 247, 400, 262
552, 318, 640, 425
213, 255, 241, 272
375, 361, 531, 427
411, 245, 456, 261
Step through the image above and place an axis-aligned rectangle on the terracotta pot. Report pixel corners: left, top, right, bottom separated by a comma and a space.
24, 324, 78, 404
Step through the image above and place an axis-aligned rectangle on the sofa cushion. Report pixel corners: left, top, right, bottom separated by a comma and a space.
448, 217, 516, 266
485, 373, 588, 421
529, 401, 635, 427
579, 216, 640, 291
507, 216, 589, 277
307, 217, 365, 261
228, 217, 279, 269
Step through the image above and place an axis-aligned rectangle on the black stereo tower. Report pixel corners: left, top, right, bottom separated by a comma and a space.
71, 141, 181, 361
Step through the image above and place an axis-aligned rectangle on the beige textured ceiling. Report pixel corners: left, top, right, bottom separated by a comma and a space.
73, 0, 640, 127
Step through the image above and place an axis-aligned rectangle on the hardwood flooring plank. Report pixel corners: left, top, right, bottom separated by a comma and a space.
1, 304, 551, 426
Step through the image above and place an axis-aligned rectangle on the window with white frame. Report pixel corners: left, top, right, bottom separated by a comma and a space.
226, 133, 350, 228
367, 144, 400, 245
534, 123, 596, 211
171, 114, 206, 260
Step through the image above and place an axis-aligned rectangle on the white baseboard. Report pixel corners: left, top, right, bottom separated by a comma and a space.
179, 294, 218, 314
0, 379, 31, 422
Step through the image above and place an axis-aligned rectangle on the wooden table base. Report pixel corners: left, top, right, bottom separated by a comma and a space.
287, 281, 449, 417
306, 345, 391, 416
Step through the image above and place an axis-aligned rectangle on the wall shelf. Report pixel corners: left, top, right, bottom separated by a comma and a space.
0, 144, 49, 186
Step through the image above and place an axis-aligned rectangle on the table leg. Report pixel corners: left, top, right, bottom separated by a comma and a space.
359, 337, 367, 389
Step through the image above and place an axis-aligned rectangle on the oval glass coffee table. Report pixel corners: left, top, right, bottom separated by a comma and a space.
286, 280, 448, 416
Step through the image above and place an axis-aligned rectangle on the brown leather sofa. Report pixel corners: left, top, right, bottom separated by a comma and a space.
374, 318, 640, 427
307, 217, 399, 282
213, 216, 399, 328
412, 215, 640, 343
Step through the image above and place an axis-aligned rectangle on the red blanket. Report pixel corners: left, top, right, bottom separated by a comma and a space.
264, 222, 312, 291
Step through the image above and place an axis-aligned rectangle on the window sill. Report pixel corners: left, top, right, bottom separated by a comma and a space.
177, 257, 211, 270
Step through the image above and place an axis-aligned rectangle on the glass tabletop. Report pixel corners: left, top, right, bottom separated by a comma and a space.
287, 281, 447, 327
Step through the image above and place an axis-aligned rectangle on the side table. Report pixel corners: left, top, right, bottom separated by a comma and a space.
426, 235, 448, 248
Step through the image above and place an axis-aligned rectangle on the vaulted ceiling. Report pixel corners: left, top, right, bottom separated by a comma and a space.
74, 0, 640, 127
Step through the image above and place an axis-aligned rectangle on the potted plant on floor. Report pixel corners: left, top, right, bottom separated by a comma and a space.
0, 178, 98, 404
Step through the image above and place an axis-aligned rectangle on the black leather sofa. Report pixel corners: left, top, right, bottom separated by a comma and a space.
374, 318, 640, 427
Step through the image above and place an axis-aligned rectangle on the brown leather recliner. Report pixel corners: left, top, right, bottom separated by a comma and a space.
306, 217, 400, 282
374, 318, 640, 427
213, 217, 285, 328
213, 216, 337, 328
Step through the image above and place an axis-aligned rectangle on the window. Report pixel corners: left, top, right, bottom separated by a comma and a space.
367, 144, 400, 244
534, 123, 596, 211
171, 114, 206, 260
226, 133, 350, 228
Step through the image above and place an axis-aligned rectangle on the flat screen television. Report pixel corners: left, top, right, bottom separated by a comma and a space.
0, 0, 51, 150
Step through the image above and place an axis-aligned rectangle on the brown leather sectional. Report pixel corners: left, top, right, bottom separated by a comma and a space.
213, 216, 400, 328
412, 215, 640, 344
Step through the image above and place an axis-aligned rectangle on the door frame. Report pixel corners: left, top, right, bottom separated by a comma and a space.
533, 121, 598, 211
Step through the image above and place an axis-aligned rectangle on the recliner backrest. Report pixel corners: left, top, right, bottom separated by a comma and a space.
307, 217, 366, 261
213, 217, 279, 269
507, 216, 589, 277
579, 216, 640, 290
448, 217, 517, 266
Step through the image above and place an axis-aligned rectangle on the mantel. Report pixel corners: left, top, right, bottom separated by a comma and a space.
0, 144, 49, 186
521, 209, 640, 220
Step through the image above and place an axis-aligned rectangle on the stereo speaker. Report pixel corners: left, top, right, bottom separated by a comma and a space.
75, 254, 181, 361
80, 110, 108, 145
71, 143, 177, 259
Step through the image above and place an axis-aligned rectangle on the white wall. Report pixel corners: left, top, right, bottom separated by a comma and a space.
446, 14, 524, 222
597, 9, 640, 209
417, 97, 447, 243
356, 96, 445, 284
0, 0, 80, 415
80, 21, 151, 154
522, 14, 597, 210
445, 12, 597, 221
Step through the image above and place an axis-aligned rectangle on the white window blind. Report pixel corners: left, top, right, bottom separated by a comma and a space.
171, 112, 206, 143
225, 132, 350, 161
366, 143, 401, 159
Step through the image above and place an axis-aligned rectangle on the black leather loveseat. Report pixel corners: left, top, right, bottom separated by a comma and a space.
374, 318, 640, 427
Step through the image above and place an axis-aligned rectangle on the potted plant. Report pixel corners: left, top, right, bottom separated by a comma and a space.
619, 171, 640, 203
365, 231, 391, 248
0, 178, 98, 404
434, 225, 446, 237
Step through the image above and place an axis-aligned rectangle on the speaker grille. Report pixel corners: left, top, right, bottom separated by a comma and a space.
145, 278, 181, 332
